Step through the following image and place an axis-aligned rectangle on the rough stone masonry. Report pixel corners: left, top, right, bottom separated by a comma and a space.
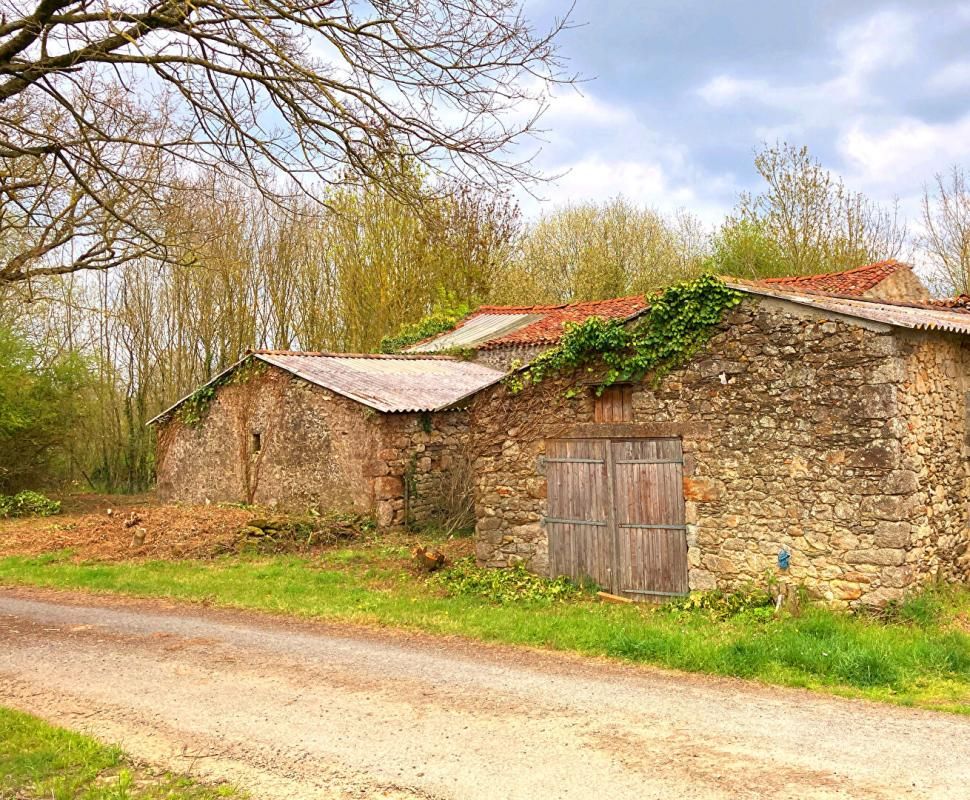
156, 367, 471, 529
470, 297, 970, 607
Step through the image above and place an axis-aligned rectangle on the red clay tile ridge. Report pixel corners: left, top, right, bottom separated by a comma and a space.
753, 260, 909, 296
927, 295, 970, 311
472, 295, 649, 349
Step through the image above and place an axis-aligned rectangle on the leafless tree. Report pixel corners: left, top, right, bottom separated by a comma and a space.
0, 0, 571, 283
921, 167, 970, 296
731, 143, 906, 276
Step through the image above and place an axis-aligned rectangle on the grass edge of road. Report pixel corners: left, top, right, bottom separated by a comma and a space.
0, 705, 241, 799
1, 545, 969, 716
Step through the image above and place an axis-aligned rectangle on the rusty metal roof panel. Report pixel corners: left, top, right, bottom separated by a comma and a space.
253, 352, 505, 413
730, 282, 970, 336
149, 352, 506, 424
407, 313, 540, 352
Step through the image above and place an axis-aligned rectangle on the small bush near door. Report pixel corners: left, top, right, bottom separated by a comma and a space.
430, 558, 587, 603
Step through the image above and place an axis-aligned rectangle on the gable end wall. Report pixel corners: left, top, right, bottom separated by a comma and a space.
156, 367, 471, 527
862, 268, 931, 302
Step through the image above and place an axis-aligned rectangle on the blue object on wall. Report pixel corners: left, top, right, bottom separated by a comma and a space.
778, 549, 791, 570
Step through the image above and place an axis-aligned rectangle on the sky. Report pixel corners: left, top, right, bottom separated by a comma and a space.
519, 0, 970, 230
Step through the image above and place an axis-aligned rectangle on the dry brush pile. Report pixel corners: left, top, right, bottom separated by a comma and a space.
0, 499, 368, 562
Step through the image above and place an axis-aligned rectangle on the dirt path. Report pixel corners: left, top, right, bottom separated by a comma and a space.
1, 587, 967, 800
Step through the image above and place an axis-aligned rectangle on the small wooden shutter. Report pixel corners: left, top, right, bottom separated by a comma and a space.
593, 385, 633, 423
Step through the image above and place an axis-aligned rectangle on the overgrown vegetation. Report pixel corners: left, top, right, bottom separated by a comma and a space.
668, 584, 776, 620
0, 490, 61, 519
175, 358, 266, 427
1, 545, 969, 713
0, 326, 90, 493
238, 512, 374, 555
430, 558, 584, 603
0, 706, 239, 799
379, 294, 474, 353
509, 274, 742, 394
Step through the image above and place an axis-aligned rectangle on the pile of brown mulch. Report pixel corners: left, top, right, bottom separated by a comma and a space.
0, 497, 363, 562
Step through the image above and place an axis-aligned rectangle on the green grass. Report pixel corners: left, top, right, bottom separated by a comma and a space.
0, 706, 238, 799
2, 546, 970, 714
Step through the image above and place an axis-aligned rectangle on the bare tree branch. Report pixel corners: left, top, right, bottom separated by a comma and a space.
0, 0, 573, 283
921, 166, 970, 296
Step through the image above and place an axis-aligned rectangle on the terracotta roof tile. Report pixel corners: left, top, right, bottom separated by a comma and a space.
462, 295, 648, 350
927, 295, 970, 311
755, 260, 908, 296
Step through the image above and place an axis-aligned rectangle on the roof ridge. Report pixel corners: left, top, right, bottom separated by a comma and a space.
248, 349, 459, 360
728, 279, 970, 316
757, 259, 907, 286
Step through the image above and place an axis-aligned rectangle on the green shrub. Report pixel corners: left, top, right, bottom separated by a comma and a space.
430, 558, 583, 604
379, 293, 473, 354
880, 587, 949, 627
667, 585, 773, 619
0, 326, 91, 492
0, 490, 61, 518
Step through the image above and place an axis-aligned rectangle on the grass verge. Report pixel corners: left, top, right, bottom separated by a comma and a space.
1, 542, 969, 714
0, 705, 238, 799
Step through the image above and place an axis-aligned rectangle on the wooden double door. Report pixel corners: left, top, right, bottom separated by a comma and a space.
545, 437, 688, 598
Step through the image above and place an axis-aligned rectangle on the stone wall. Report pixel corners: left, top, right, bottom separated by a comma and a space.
470, 297, 967, 606
474, 344, 547, 371
369, 410, 472, 528
896, 331, 970, 590
862, 267, 930, 302
156, 366, 471, 527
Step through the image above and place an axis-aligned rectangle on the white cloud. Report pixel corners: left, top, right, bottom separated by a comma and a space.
695, 9, 917, 123
833, 9, 917, 84
696, 75, 768, 107
688, 6, 969, 232
542, 88, 637, 128
839, 113, 970, 199
928, 61, 970, 92
518, 4, 970, 234
518, 87, 733, 222
528, 153, 731, 225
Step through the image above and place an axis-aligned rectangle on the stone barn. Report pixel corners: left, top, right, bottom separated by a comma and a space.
151, 351, 503, 527
407, 260, 969, 606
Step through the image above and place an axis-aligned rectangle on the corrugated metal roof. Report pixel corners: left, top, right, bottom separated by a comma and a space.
730, 282, 970, 335
149, 352, 505, 423
408, 313, 541, 352
258, 353, 505, 412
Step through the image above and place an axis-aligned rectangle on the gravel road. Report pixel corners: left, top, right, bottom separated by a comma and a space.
1, 587, 968, 799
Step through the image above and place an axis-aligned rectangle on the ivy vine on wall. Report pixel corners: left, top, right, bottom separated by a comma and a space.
506, 274, 743, 396
175, 357, 267, 427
